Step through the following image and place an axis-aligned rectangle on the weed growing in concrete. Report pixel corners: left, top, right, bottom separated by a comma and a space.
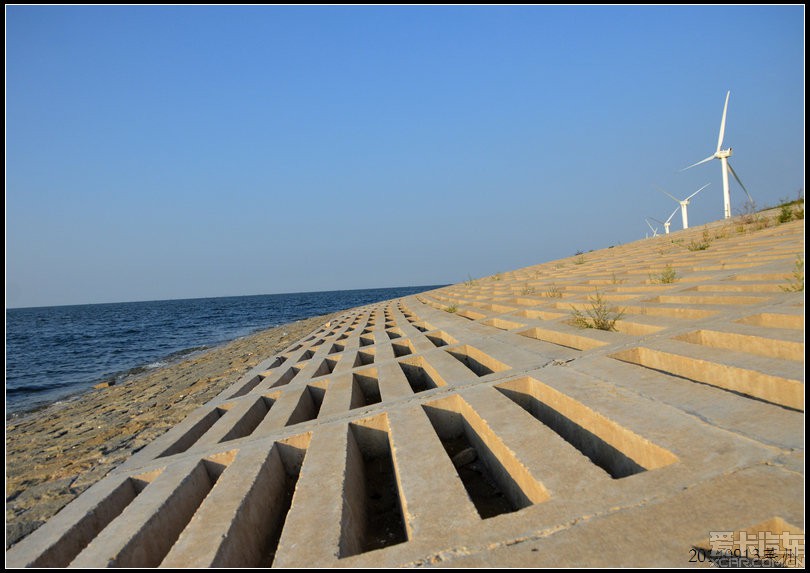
650, 264, 678, 284
687, 230, 713, 251
778, 202, 795, 223
545, 284, 563, 298
521, 283, 536, 295
775, 192, 805, 223
569, 290, 625, 332
780, 256, 804, 292
573, 253, 587, 265
611, 272, 625, 285
464, 274, 476, 287
445, 305, 458, 313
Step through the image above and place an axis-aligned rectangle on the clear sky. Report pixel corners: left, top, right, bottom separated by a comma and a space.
6, 5, 805, 308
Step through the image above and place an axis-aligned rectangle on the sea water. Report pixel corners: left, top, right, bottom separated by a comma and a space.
5, 286, 441, 416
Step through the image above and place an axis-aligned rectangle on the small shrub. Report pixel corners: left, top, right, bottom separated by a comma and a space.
445, 305, 458, 313
780, 256, 804, 292
686, 231, 713, 251
569, 290, 625, 331
573, 253, 587, 265
778, 203, 795, 223
650, 264, 678, 284
492, 273, 502, 281
611, 272, 625, 285
521, 283, 536, 295
545, 284, 563, 298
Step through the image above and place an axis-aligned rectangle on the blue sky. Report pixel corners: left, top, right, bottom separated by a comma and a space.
6, 5, 804, 308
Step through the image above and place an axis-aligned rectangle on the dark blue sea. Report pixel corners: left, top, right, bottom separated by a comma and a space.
5, 286, 442, 417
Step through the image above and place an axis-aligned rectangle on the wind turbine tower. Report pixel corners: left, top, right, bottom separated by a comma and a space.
682, 91, 752, 219
657, 183, 710, 229
645, 218, 660, 238
650, 206, 680, 235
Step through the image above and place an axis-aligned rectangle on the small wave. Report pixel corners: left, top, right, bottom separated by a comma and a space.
165, 345, 209, 360
6, 381, 76, 395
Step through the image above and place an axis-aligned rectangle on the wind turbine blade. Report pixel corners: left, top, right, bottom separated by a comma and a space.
727, 162, 753, 204
717, 91, 730, 153
666, 206, 680, 224
656, 187, 681, 203
680, 154, 715, 171
685, 183, 711, 201
645, 218, 658, 234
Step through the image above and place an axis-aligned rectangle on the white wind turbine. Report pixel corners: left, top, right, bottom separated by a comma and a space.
681, 91, 753, 219
650, 206, 680, 235
645, 218, 660, 238
657, 183, 710, 229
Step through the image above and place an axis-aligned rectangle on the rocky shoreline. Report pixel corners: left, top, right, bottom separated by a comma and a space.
5, 311, 341, 548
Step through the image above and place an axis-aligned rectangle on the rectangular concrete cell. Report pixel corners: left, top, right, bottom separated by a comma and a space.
610, 347, 804, 411
644, 295, 766, 305
350, 369, 382, 409
398, 356, 446, 393
421, 395, 548, 519
78, 453, 235, 568
228, 374, 264, 399
253, 437, 311, 567
386, 327, 404, 340
411, 320, 434, 333
25, 470, 162, 567
353, 349, 375, 367
456, 309, 486, 321
426, 330, 459, 348
735, 313, 804, 330
512, 309, 567, 321
518, 327, 608, 351
496, 377, 678, 478
330, 343, 345, 354
675, 330, 804, 362
481, 317, 527, 331
219, 395, 278, 443
270, 365, 301, 388
392, 339, 415, 358
313, 356, 340, 378
158, 406, 229, 458
285, 383, 329, 427
359, 335, 375, 347
445, 345, 510, 377
339, 415, 408, 558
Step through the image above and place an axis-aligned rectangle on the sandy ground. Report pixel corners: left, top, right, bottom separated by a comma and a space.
5, 311, 341, 548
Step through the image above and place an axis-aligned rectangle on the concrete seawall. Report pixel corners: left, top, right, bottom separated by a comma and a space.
7, 213, 804, 567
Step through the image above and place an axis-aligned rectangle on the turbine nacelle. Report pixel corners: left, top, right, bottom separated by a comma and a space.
715, 148, 732, 159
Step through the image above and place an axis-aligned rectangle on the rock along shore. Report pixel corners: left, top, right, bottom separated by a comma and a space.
5, 311, 341, 548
